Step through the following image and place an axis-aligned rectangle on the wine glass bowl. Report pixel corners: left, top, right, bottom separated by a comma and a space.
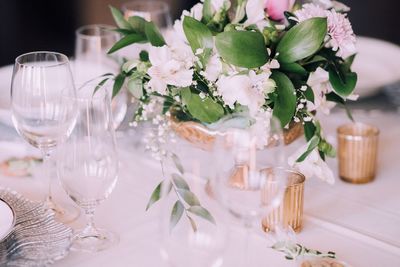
57, 84, 119, 252
10, 51, 80, 223
121, 0, 172, 29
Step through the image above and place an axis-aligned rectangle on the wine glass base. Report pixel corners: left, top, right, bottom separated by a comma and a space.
46, 200, 80, 224
71, 228, 119, 253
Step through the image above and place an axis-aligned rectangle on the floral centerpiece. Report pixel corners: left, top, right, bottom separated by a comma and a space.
104, 0, 358, 228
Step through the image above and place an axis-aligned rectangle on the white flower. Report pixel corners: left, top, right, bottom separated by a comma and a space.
295, 4, 356, 59
171, 3, 203, 43
216, 71, 268, 115
306, 67, 336, 114
288, 141, 335, 184
244, 0, 267, 27
204, 53, 223, 82
147, 45, 193, 94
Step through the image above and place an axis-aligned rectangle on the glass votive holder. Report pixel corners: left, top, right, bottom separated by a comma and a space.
337, 123, 379, 184
262, 170, 305, 233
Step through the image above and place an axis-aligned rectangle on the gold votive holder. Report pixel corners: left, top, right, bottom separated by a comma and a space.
337, 123, 379, 184
262, 170, 305, 233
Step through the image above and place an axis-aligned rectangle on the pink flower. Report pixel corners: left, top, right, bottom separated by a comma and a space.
265, 0, 295, 21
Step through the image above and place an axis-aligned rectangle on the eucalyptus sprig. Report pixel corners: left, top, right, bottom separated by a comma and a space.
146, 153, 216, 232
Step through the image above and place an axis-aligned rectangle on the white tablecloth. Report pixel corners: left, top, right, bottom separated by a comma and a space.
1, 94, 399, 265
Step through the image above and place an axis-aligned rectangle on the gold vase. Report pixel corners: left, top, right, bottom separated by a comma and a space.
337, 123, 379, 184
262, 170, 305, 233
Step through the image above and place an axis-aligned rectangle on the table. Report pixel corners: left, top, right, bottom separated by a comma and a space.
0, 109, 399, 267
1, 57, 400, 266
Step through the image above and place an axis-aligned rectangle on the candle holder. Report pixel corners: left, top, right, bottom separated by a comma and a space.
262, 170, 305, 233
337, 123, 379, 184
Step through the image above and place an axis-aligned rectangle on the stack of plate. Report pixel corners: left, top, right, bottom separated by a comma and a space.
0, 189, 72, 266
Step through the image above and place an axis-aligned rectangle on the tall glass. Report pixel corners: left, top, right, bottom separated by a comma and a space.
74, 24, 128, 130
74, 24, 120, 85
10, 51, 79, 222
121, 0, 172, 30
57, 82, 119, 252
210, 116, 288, 266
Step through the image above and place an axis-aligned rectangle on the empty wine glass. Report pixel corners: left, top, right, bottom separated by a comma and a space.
74, 24, 128, 130
158, 144, 228, 267
11, 51, 80, 222
74, 24, 120, 84
210, 115, 288, 266
121, 0, 172, 30
57, 84, 119, 252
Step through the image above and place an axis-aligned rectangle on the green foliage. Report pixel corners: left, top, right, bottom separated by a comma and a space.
215, 31, 268, 68
108, 34, 147, 54
112, 74, 126, 98
144, 21, 166, 46
181, 88, 224, 124
329, 69, 357, 98
110, 6, 131, 29
296, 135, 320, 162
271, 71, 297, 127
277, 18, 327, 63
170, 201, 184, 231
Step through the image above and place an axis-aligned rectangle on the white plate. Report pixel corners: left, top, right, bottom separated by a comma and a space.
0, 198, 15, 241
353, 37, 400, 98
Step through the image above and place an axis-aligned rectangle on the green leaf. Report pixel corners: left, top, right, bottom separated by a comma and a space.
271, 71, 297, 127
170, 201, 184, 231
304, 86, 315, 103
128, 16, 146, 33
112, 28, 135, 35
329, 70, 357, 98
303, 55, 327, 65
280, 63, 307, 76
183, 16, 213, 53
177, 189, 200, 206
303, 122, 316, 141
318, 140, 336, 158
296, 135, 320, 162
113, 74, 125, 98
188, 206, 216, 224
181, 88, 224, 124
215, 31, 268, 68
343, 54, 356, 72
139, 50, 149, 61
277, 17, 327, 63
326, 92, 354, 121
172, 173, 190, 190
108, 33, 147, 54
144, 21, 165, 47
93, 77, 111, 96
110, 6, 131, 30
127, 78, 143, 99
171, 153, 184, 174
188, 216, 198, 232
202, 0, 213, 22
145, 181, 163, 211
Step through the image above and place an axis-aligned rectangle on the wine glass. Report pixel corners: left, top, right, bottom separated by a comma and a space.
74, 24, 120, 85
57, 83, 119, 252
210, 115, 288, 266
121, 0, 172, 30
158, 143, 228, 267
74, 24, 128, 130
10, 51, 80, 222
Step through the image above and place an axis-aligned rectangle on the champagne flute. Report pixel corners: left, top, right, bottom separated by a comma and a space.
210, 115, 288, 266
10, 51, 80, 222
121, 0, 172, 30
57, 82, 119, 252
74, 24, 128, 130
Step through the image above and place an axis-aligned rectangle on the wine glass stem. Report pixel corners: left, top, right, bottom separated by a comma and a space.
82, 207, 98, 236
40, 150, 53, 204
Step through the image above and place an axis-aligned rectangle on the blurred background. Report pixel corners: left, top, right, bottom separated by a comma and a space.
0, 0, 399, 66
